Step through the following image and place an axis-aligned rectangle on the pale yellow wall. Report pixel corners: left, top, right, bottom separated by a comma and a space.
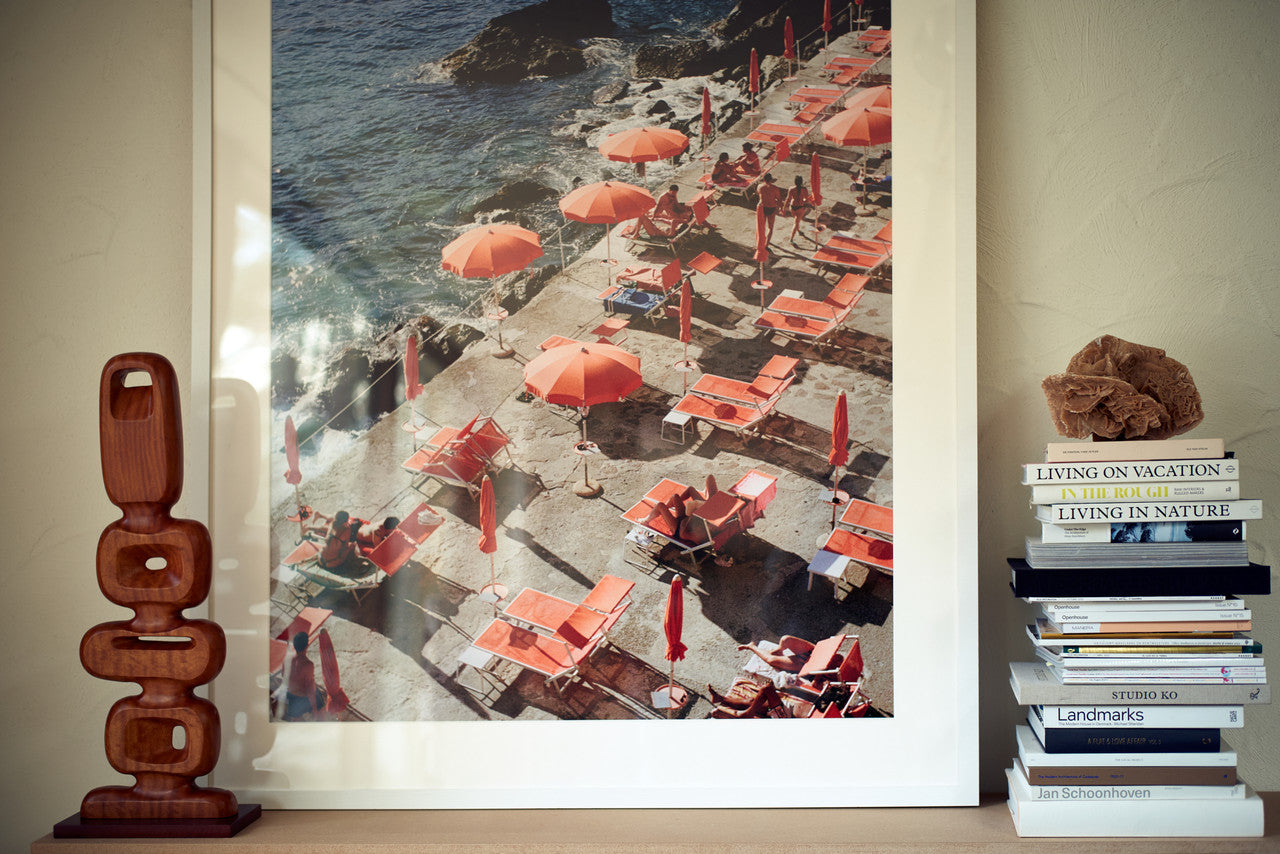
1, 0, 1276, 847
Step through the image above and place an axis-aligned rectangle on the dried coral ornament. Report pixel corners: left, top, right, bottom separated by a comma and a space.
55, 354, 259, 838
1041, 334, 1204, 440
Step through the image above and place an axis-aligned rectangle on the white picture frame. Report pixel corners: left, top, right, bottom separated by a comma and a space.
204, 0, 977, 808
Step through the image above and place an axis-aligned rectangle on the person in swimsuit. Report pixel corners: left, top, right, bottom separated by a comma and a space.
784, 175, 814, 244
756, 173, 784, 244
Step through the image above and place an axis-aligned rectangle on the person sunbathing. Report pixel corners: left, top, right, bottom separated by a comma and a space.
314, 510, 358, 573
356, 516, 399, 555
738, 635, 816, 672
653, 184, 692, 228
710, 152, 747, 187
733, 142, 761, 177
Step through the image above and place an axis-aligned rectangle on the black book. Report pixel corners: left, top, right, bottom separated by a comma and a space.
1028, 705, 1221, 753
1008, 558, 1271, 599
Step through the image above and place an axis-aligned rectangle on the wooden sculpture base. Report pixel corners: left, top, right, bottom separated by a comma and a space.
53, 804, 261, 839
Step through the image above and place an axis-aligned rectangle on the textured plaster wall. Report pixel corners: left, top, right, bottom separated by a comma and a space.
977, 0, 1280, 794
0, 0, 1276, 848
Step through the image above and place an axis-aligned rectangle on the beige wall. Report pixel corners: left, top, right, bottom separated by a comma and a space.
1, 0, 1276, 847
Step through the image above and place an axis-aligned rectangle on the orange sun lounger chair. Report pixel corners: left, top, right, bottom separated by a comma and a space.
807, 529, 894, 598
615, 257, 683, 294
502, 583, 631, 650
836, 498, 893, 539
810, 234, 891, 275
364, 501, 444, 577
670, 391, 782, 437
754, 309, 846, 344
468, 618, 603, 694
403, 414, 513, 496
689, 356, 798, 408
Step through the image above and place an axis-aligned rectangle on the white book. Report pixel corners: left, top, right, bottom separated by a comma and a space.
1043, 437, 1226, 463
1035, 704, 1245, 729
1039, 597, 1244, 612
1011, 759, 1246, 801
1043, 608, 1252, 623
1022, 457, 1240, 485
1029, 480, 1240, 504
1015, 725, 1237, 769
1055, 672, 1266, 685
1006, 767, 1263, 837
1028, 620, 1254, 648
1038, 498, 1263, 524
1036, 650, 1262, 669
1038, 519, 1245, 543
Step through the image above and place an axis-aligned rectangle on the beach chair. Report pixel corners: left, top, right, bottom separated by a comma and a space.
290, 561, 387, 606
503, 582, 631, 650
810, 234, 891, 275
754, 308, 846, 346
623, 213, 690, 252
580, 574, 635, 615
836, 498, 893, 538
688, 356, 799, 408
402, 415, 513, 497
620, 477, 745, 570
788, 86, 846, 107
709, 677, 785, 718
598, 285, 670, 322
615, 257, 682, 294
746, 122, 807, 146
469, 617, 603, 694
807, 529, 894, 598
364, 502, 444, 577
669, 392, 782, 438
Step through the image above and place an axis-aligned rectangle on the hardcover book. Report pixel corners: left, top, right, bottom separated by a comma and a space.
1033, 703, 1244, 729
1022, 456, 1239, 485
1043, 437, 1225, 463
1008, 559, 1272, 598
1008, 661, 1272, 705
1038, 499, 1263, 524
1039, 519, 1244, 544
1027, 705, 1220, 753
1029, 480, 1239, 504
1024, 537, 1249, 569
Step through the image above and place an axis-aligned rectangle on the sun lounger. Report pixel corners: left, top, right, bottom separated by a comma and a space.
836, 498, 893, 538
788, 86, 846, 106
503, 585, 630, 649
698, 140, 791, 198
580, 574, 635, 614
766, 294, 851, 323
615, 257, 682, 294
402, 415, 513, 497
598, 285, 668, 320
824, 55, 879, 70
670, 392, 781, 437
746, 122, 807, 145
810, 234, 891, 275
290, 561, 386, 605
470, 618, 602, 694
538, 334, 580, 351
709, 677, 785, 718
363, 502, 443, 577
807, 529, 894, 597
621, 478, 721, 558
754, 309, 843, 344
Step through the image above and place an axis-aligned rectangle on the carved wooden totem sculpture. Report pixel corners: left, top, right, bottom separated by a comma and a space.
79, 353, 238, 821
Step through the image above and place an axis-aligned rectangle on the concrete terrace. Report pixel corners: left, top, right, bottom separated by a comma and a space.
270, 29, 894, 722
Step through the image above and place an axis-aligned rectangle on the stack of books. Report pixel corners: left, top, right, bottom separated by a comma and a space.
1005, 436, 1269, 837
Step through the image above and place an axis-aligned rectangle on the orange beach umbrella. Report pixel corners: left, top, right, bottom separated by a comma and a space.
441, 223, 542, 279
559, 180, 655, 274
844, 84, 891, 113
522, 342, 641, 410
822, 105, 892, 148
478, 474, 504, 604
284, 415, 306, 540
829, 390, 850, 525
403, 334, 424, 435
810, 153, 823, 207
598, 126, 689, 164
442, 223, 542, 355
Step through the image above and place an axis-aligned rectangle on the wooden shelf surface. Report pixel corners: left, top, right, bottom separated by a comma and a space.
31, 794, 1280, 853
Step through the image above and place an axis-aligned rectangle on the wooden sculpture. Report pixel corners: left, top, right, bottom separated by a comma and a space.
63, 353, 256, 836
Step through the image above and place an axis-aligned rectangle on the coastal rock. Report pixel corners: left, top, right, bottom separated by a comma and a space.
645, 99, 672, 116
468, 179, 559, 217
637, 80, 664, 94
633, 40, 720, 79
441, 0, 614, 83
717, 101, 747, 132
592, 80, 628, 104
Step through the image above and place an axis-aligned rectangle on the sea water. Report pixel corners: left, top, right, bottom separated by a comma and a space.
272, 0, 738, 472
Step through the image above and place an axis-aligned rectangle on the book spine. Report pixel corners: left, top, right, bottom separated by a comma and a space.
1019, 782, 1246, 801
1009, 561, 1272, 598
1044, 438, 1225, 463
1044, 609, 1251, 623
1038, 726, 1221, 754
1049, 619, 1252, 633
1056, 672, 1265, 684
1022, 457, 1239, 485
1030, 481, 1239, 504
1042, 598, 1244, 612
1045, 499, 1263, 523
1008, 663, 1272, 704
1018, 764, 1239, 787
1039, 704, 1244, 729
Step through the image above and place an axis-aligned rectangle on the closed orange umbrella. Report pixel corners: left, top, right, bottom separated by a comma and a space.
752, 202, 770, 308
403, 334, 424, 435
747, 47, 760, 115
829, 390, 850, 525
700, 87, 712, 160
478, 474, 504, 603
658, 576, 688, 716
598, 127, 689, 164
810, 153, 823, 207
559, 181, 655, 275
678, 272, 693, 393
783, 17, 796, 81
318, 629, 349, 716
284, 415, 306, 540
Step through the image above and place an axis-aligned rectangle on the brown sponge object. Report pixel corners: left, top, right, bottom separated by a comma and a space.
1042, 335, 1203, 440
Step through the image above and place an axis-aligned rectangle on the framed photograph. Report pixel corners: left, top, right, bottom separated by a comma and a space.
205, 0, 976, 808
